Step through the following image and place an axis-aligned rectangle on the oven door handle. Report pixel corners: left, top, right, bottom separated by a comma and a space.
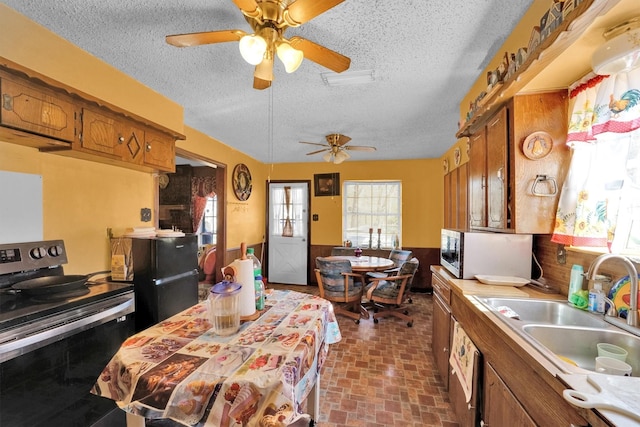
0, 297, 134, 363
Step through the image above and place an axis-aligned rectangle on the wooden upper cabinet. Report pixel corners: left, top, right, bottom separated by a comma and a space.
144, 129, 175, 171
117, 121, 145, 165
79, 108, 120, 157
468, 129, 486, 228
456, 163, 468, 229
486, 107, 508, 229
467, 90, 569, 233
0, 76, 77, 143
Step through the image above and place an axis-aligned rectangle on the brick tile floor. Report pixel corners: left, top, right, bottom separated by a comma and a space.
269, 284, 460, 427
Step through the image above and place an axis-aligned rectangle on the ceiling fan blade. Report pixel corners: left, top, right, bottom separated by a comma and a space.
335, 134, 351, 146
254, 55, 274, 81
306, 148, 330, 155
166, 30, 246, 47
299, 141, 328, 147
345, 145, 376, 152
290, 37, 350, 73
286, 0, 345, 25
232, 0, 260, 16
253, 76, 271, 90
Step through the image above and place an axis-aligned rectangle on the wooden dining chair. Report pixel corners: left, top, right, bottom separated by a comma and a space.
366, 249, 413, 280
366, 257, 419, 327
315, 257, 366, 324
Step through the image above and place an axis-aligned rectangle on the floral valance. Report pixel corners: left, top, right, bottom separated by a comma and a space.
567, 68, 640, 144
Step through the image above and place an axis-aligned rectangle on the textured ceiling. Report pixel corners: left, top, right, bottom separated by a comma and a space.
3, 0, 532, 164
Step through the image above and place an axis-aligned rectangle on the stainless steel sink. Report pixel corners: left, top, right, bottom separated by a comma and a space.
523, 324, 640, 374
478, 297, 607, 328
473, 296, 640, 375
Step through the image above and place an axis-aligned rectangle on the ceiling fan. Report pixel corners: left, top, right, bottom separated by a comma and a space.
165, 0, 351, 90
300, 134, 376, 164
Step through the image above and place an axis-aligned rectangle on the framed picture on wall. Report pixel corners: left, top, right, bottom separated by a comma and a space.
314, 173, 340, 197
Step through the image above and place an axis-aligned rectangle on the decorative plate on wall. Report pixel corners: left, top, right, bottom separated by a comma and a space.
232, 163, 252, 201
522, 131, 553, 160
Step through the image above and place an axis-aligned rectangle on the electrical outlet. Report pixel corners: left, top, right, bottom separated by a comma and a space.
141, 208, 152, 222
312, 214, 319, 221
557, 244, 566, 264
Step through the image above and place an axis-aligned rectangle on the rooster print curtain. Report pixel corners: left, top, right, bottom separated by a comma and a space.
552, 68, 640, 249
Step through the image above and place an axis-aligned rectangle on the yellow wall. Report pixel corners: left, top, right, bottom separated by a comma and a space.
267, 159, 443, 248
0, 143, 153, 273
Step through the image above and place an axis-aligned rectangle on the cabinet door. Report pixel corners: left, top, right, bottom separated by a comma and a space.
449, 346, 480, 427
432, 293, 451, 390
116, 122, 145, 165
80, 108, 120, 156
483, 362, 536, 427
443, 171, 452, 228
486, 107, 508, 229
1, 77, 76, 142
457, 163, 469, 229
468, 130, 486, 227
144, 130, 175, 171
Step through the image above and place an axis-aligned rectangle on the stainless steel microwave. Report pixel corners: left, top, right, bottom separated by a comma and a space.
440, 229, 533, 279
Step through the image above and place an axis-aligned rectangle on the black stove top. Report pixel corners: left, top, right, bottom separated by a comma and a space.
0, 281, 133, 333
0, 239, 134, 333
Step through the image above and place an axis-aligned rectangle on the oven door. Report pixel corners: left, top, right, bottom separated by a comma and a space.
0, 298, 135, 427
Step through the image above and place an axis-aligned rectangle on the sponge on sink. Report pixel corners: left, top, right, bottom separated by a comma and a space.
569, 289, 589, 310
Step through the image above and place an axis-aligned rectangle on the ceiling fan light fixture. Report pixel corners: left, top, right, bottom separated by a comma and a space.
322, 152, 333, 163
334, 150, 350, 164
592, 18, 640, 75
276, 41, 304, 73
239, 34, 267, 65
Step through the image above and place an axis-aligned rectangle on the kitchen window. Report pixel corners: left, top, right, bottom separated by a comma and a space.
342, 181, 401, 249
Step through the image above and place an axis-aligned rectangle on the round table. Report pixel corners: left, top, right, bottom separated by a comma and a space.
327, 255, 395, 272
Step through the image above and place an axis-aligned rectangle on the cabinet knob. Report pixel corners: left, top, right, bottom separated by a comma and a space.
497, 166, 504, 182
118, 134, 124, 144
146, 143, 152, 152
443, 347, 449, 353
480, 421, 487, 426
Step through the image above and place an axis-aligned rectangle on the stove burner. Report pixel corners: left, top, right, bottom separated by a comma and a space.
29, 287, 91, 303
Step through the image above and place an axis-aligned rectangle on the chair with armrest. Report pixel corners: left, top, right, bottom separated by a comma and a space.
315, 257, 366, 324
366, 249, 413, 280
366, 257, 419, 327
197, 245, 217, 301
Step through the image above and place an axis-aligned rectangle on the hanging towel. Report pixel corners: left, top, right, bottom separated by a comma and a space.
449, 320, 477, 403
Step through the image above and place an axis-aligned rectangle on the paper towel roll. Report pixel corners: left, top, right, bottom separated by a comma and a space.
228, 258, 256, 317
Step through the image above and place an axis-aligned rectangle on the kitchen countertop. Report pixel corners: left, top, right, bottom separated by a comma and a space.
431, 266, 640, 427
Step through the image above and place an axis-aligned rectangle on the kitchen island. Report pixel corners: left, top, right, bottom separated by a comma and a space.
431, 265, 640, 427
93, 289, 341, 426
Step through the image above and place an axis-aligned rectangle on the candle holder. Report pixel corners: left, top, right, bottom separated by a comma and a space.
377, 229, 381, 249
368, 229, 373, 249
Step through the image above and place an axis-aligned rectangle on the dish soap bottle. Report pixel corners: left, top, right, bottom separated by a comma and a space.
568, 264, 584, 304
588, 281, 605, 313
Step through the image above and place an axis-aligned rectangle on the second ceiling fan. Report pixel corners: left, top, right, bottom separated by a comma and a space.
300, 134, 376, 164
166, 0, 351, 90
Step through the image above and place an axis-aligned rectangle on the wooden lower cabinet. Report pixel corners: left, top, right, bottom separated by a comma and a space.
432, 292, 451, 390
482, 362, 535, 427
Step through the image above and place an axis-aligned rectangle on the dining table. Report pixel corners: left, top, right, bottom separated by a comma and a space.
92, 289, 341, 427
324, 255, 395, 319
327, 255, 395, 273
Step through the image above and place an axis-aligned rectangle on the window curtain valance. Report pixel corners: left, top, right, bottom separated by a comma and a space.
552, 68, 640, 249
192, 175, 216, 233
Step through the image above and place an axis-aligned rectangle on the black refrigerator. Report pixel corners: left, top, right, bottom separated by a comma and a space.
130, 235, 199, 331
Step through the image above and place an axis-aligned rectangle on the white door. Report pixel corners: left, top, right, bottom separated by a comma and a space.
268, 182, 309, 284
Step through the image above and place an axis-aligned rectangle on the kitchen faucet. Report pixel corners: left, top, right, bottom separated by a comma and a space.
587, 254, 638, 328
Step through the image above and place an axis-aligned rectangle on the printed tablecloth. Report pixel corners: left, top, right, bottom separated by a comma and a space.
92, 290, 341, 426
